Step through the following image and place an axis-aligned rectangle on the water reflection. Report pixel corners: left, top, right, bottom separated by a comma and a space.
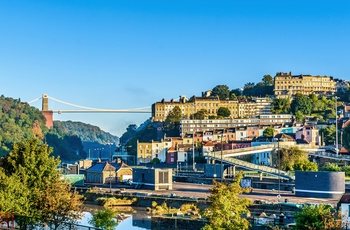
79, 205, 151, 230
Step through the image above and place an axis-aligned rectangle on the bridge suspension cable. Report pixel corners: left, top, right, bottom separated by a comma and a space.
27, 97, 42, 104
28, 95, 151, 113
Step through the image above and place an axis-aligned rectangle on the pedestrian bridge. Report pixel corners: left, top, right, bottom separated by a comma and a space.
203, 144, 330, 181
204, 151, 294, 180
204, 144, 350, 180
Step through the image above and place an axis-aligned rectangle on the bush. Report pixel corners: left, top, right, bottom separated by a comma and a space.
321, 162, 341, 172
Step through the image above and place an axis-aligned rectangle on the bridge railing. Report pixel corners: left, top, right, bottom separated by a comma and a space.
204, 152, 294, 179
311, 151, 350, 161
208, 144, 275, 157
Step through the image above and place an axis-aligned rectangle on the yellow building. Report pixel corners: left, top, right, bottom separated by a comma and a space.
274, 72, 336, 98
136, 139, 171, 164
152, 96, 267, 122
137, 140, 153, 164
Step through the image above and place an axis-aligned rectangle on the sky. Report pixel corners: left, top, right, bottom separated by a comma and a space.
1, 1, 350, 137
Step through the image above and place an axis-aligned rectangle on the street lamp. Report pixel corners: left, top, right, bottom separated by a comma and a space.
274, 138, 281, 202
220, 134, 224, 181
335, 96, 339, 157
192, 130, 195, 171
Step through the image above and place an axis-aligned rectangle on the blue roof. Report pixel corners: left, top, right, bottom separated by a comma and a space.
86, 162, 124, 172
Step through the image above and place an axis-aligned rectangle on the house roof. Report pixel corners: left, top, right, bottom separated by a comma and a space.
86, 162, 130, 172
339, 194, 350, 203
167, 147, 177, 153
340, 147, 349, 154
203, 141, 214, 147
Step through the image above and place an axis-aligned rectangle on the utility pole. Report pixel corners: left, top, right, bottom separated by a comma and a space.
192, 130, 195, 171
220, 134, 223, 181
278, 139, 280, 202
335, 96, 339, 157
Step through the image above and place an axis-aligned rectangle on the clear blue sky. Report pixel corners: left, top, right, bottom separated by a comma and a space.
1, 1, 349, 136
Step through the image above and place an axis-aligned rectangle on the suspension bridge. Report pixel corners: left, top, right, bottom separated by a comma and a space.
28, 94, 151, 128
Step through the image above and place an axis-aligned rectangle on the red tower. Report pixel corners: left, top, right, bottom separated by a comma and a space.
41, 94, 53, 129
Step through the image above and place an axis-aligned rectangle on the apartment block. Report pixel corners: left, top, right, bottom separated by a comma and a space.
152, 96, 272, 122
274, 71, 336, 98
180, 114, 294, 136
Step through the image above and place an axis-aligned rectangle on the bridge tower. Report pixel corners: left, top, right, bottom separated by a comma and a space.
41, 94, 53, 129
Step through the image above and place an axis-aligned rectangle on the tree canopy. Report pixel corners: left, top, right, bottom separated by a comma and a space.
193, 109, 208, 120
212, 85, 230, 100
271, 98, 291, 114
342, 124, 350, 153
291, 93, 313, 116
203, 172, 252, 230
263, 127, 275, 138
163, 106, 182, 137
0, 95, 48, 157
320, 125, 336, 146
217, 107, 231, 118
279, 146, 318, 171
294, 204, 343, 230
0, 139, 83, 229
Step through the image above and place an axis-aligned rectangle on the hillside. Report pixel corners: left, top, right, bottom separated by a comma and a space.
0, 95, 48, 156
0, 95, 118, 161
54, 120, 118, 144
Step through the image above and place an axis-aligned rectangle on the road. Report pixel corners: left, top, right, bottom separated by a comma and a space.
97, 182, 340, 206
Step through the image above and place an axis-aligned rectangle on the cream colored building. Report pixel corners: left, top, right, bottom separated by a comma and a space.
274, 72, 336, 98
152, 96, 271, 122
136, 139, 171, 164
180, 114, 293, 136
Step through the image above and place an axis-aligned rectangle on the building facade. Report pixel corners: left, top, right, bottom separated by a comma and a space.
180, 114, 294, 136
274, 72, 336, 98
152, 96, 272, 122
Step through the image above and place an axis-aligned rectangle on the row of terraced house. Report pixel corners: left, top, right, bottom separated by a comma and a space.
136, 116, 321, 166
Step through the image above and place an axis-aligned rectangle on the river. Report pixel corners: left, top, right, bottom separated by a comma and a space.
78, 204, 151, 230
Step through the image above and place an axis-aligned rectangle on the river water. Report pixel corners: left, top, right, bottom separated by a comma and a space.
78, 205, 151, 230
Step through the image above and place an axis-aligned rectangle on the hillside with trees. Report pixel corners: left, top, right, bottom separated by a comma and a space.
0, 95, 48, 157
0, 95, 118, 161
54, 121, 118, 144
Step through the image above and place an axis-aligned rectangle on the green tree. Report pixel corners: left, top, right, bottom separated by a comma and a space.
271, 98, 291, 114
163, 106, 182, 136
202, 172, 251, 230
263, 127, 274, 138
230, 88, 242, 99
212, 85, 230, 100
279, 146, 316, 171
291, 93, 313, 115
262, 75, 273, 86
0, 139, 83, 229
120, 124, 137, 144
320, 125, 336, 146
242, 82, 256, 96
342, 124, 350, 153
294, 204, 343, 230
217, 107, 231, 118
321, 162, 341, 172
193, 109, 208, 120
89, 208, 118, 230
295, 110, 304, 122
293, 160, 318, 171
150, 157, 160, 164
